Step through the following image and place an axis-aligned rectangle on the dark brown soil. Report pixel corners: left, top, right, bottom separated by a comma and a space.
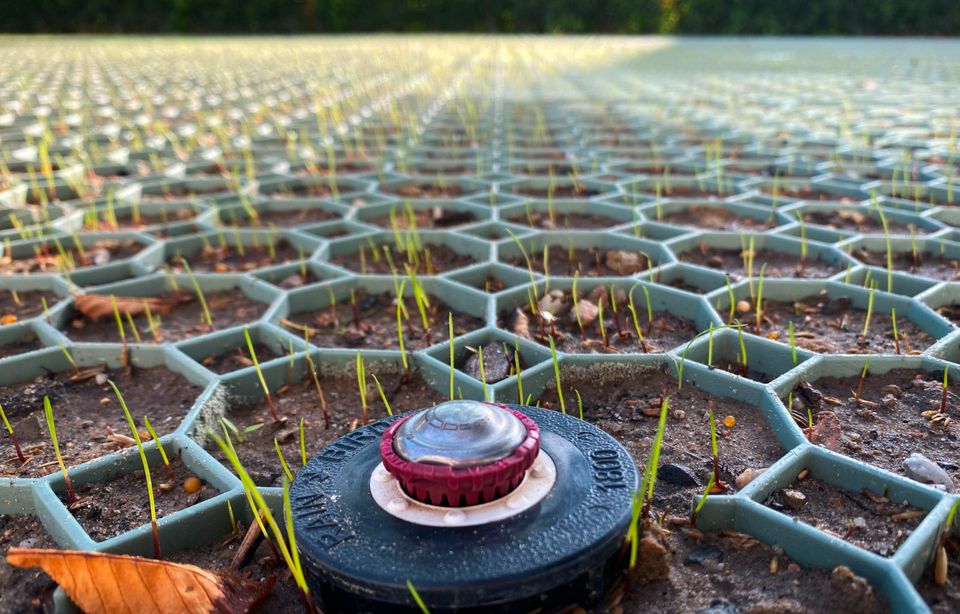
368, 208, 476, 229
609, 529, 887, 614
787, 369, 960, 486
507, 185, 601, 198
0, 366, 202, 479
505, 211, 621, 230
385, 184, 466, 199
0, 241, 142, 275
0, 290, 59, 322
739, 294, 934, 354
713, 359, 781, 384
221, 208, 336, 228
537, 364, 783, 507
660, 206, 777, 231
140, 186, 234, 202
283, 292, 483, 351
764, 476, 924, 557
505, 164, 577, 176
505, 247, 651, 278
168, 241, 301, 273
202, 342, 281, 375
917, 535, 960, 613
64, 458, 216, 542
82, 207, 198, 232
0, 514, 57, 614
683, 245, 840, 279
657, 185, 725, 199
0, 332, 44, 360
268, 183, 358, 199
66, 290, 269, 344
762, 186, 852, 202
935, 304, 960, 326
854, 250, 960, 282
270, 270, 324, 289
331, 244, 475, 275
205, 371, 444, 487
801, 210, 915, 235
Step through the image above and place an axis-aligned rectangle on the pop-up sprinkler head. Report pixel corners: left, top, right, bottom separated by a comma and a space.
292, 399, 638, 613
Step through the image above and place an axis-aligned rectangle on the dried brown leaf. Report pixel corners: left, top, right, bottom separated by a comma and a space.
74, 294, 181, 322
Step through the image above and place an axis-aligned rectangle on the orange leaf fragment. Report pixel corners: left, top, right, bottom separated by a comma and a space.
6, 547, 272, 614
73, 294, 181, 321
0, 314, 17, 324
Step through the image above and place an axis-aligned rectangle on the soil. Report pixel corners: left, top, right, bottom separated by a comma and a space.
82, 207, 198, 232
0, 331, 44, 360
168, 241, 301, 273
502, 289, 698, 354
64, 458, 217, 543
140, 186, 234, 202
504, 211, 622, 230
801, 210, 917, 235
330, 244, 475, 275
683, 244, 840, 279
935, 304, 960, 326
739, 294, 934, 354
786, 369, 960, 487
66, 290, 269, 344
202, 342, 281, 375
656, 185, 726, 199
0, 514, 57, 614
383, 183, 465, 199
0, 290, 60, 323
205, 371, 444, 487
505, 247, 652, 278
506, 185, 602, 198
282, 291, 483, 351
268, 182, 361, 199
0, 366, 202, 479
660, 206, 777, 231
853, 250, 960, 282
538, 363, 783, 507
761, 186, 852, 202
368, 207, 477, 229
505, 164, 577, 176
0, 241, 142, 275
764, 476, 924, 557
917, 535, 960, 613
220, 208, 337, 228
609, 528, 887, 614
167, 527, 301, 614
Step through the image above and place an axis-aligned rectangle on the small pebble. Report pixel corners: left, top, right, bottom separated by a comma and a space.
881, 394, 897, 409
782, 489, 807, 510
736, 300, 751, 314
881, 384, 903, 398
672, 409, 686, 421
735, 467, 765, 489
183, 476, 201, 494
723, 415, 736, 428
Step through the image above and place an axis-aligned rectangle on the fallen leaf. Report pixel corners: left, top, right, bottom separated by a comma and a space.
6, 548, 272, 614
74, 294, 182, 321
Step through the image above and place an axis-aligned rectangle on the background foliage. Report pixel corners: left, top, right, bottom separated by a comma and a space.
5, 0, 960, 34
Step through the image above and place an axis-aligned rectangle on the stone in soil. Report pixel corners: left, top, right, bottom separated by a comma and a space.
0, 514, 57, 613
284, 292, 483, 351
505, 211, 620, 230
917, 535, 960, 613
661, 206, 776, 231
506, 247, 651, 278
765, 476, 924, 557
788, 370, 960, 488
204, 371, 444, 487
743, 294, 934, 355
0, 240, 141, 275
67, 290, 269, 344
64, 458, 215, 542
684, 245, 839, 279
0, 366, 202, 479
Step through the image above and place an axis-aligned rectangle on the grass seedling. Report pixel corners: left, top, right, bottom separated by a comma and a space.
407, 580, 431, 614
690, 474, 716, 525
44, 396, 76, 503
627, 284, 649, 352
891, 307, 901, 355
861, 285, 876, 340
707, 323, 714, 368
349, 288, 361, 331
754, 263, 767, 335
0, 403, 26, 464
179, 258, 213, 330
941, 368, 950, 415
642, 286, 653, 334
626, 396, 669, 568
41, 295, 50, 324
855, 357, 871, 403
109, 381, 160, 559
356, 351, 369, 424
796, 212, 808, 274
934, 497, 960, 587
227, 500, 238, 536
244, 327, 279, 422
548, 336, 565, 413
789, 321, 797, 366
303, 335, 330, 429
111, 295, 128, 366
876, 204, 895, 292
596, 296, 608, 348
477, 345, 490, 402
58, 344, 79, 374
575, 389, 584, 421
396, 279, 409, 375
725, 276, 736, 323
737, 323, 748, 370
514, 336, 524, 404
448, 313, 455, 400
572, 272, 586, 340
707, 405, 727, 492
142, 416, 174, 482
275, 438, 294, 482
219, 418, 264, 444
371, 373, 393, 417
299, 417, 307, 466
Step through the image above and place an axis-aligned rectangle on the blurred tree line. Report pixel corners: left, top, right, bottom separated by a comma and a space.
6, 0, 960, 34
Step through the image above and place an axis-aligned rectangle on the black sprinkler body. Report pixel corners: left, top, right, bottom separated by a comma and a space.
290, 401, 638, 613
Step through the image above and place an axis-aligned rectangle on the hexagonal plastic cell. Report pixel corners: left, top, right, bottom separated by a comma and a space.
646, 262, 732, 296
741, 176, 870, 206
785, 202, 942, 240
497, 199, 634, 231
495, 277, 717, 355
80, 199, 216, 238
845, 236, 960, 283
497, 231, 673, 279
394, 157, 493, 177
378, 175, 487, 200
249, 259, 341, 290
639, 200, 788, 232
0, 231, 160, 287
353, 198, 491, 230
326, 230, 489, 276
670, 231, 852, 281
216, 196, 350, 229
164, 228, 322, 274
500, 158, 591, 178
679, 326, 814, 385
274, 276, 488, 352
0, 204, 80, 241
619, 174, 735, 200
59, 273, 280, 345
139, 175, 253, 204
867, 179, 954, 208
919, 282, 960, 326
0, 344, 212, 480
176, 322, 303, 376
0, 275, 72, 327
257, 174, 374, 204
498, 177, 616, 200
711, 278, 951, 355
444, 262, 540, 295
